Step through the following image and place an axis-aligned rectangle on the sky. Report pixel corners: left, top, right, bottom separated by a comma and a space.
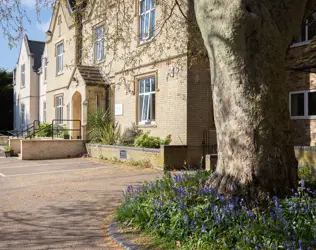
0, 0, 53, 71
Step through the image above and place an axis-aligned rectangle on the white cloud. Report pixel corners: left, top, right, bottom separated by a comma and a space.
21, 0, 36, 8
36, 20, 50, 33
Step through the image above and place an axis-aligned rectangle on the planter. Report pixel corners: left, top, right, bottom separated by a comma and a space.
4, 150, 13, 158
63, 135, 70, 140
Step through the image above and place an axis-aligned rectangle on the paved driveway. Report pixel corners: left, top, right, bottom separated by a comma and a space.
0, 157, 162, 249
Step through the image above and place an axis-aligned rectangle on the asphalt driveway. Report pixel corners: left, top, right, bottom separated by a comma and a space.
0, 157, 162, 249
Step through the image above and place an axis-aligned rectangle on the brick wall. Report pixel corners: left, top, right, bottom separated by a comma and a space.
21, 140, 86, 160
287, 45, 316, 146
114, 57, 188, 145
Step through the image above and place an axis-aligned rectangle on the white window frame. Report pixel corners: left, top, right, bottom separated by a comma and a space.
56, 96, 63, 124
43, 101, 46, 123
21, 103, 25, 126
94, 26, 105, 62
139, 0, 155, 42
21, 64, 25, 88
57, 43, 63, 74
138, 76, 155, 124
289, 89, 316, 119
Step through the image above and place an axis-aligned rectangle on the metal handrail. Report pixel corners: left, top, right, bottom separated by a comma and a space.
25, 123, 52, 139
51, 119, 81, 139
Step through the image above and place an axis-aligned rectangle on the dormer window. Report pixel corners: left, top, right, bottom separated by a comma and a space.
68, 0, 87, 12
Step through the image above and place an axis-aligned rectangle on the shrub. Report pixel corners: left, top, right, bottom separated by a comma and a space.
127, 158, 152, 168
299, 164, 316, 189
120, 123, 143, 146
87, 110, 121, 145
35, 123, 53, 137
4, 144, 11, 151
134, 132, 171, 148
117, 171, 316, 249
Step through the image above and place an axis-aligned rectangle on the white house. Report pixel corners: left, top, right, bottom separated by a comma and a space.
38, 45, 47, 124
13, 35, 45, 131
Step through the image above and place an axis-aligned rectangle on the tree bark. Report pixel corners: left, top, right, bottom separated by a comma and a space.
194, 0, 316, 199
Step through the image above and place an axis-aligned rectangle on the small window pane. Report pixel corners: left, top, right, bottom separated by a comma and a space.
150, 78, 155, 91
145, 79, 150, 92
58, 44, 63, 55
151, 93, 155, 120
291, 93, 305, 116
139, 95, 144, 121
151, 10, 155, 36
140, 0, 145, 13
308, 92, 316, 116
146, 0, 151, 10
141, 16, 145, 39
142, 95, 149, 121
139, 80, 144, 93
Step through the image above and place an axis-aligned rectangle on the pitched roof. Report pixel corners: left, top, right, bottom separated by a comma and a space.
290, 38, 316, 71
27, 39, 45, 72
77, 65, 107, 86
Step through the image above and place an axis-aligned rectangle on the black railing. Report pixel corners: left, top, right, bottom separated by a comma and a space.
7, 121, 39, 138
51, 119, 81, 140
9, 119, 82, 140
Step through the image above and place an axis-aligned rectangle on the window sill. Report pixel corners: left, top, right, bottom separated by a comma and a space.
291, 116, 316, 120
290, 40, 312, 48
20, 86, 25, 89
138, 123, 157, 128
94, 59, 105, 65
138, 36, 155, 47
56, 72, 63, 77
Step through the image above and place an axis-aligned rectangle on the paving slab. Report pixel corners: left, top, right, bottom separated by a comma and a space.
0, 157, 162, 249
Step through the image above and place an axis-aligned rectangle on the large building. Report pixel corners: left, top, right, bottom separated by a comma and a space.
13, 35, 45, 131
287, 13, 316, 146
12, 0, 214, 165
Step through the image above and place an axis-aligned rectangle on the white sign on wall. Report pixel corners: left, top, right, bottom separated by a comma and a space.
115, 104, 123, 116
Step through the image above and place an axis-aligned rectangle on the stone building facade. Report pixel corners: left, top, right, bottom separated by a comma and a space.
12, 0, 214, 166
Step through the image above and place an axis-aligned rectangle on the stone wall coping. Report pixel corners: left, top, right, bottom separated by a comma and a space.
23, 139, 86, 142
295, 146, 316, 151
162, 145, 188, 149
86, 144, 160, 153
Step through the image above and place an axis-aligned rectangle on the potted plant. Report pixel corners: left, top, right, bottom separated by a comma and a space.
4, 145, 13, 158
63, 130, 70, 140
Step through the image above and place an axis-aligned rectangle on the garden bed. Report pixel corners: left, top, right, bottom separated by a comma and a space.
116, 170, 316, 249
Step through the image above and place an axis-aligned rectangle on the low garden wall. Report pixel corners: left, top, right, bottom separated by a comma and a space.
21, 140, 86, 160
0, 136, 8, 146
9, 138, 21, 154
295, 146, 316, 175
86, 144, 188, 169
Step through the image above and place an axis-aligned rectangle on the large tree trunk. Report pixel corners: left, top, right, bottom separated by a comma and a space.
194, 0, 315, 199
